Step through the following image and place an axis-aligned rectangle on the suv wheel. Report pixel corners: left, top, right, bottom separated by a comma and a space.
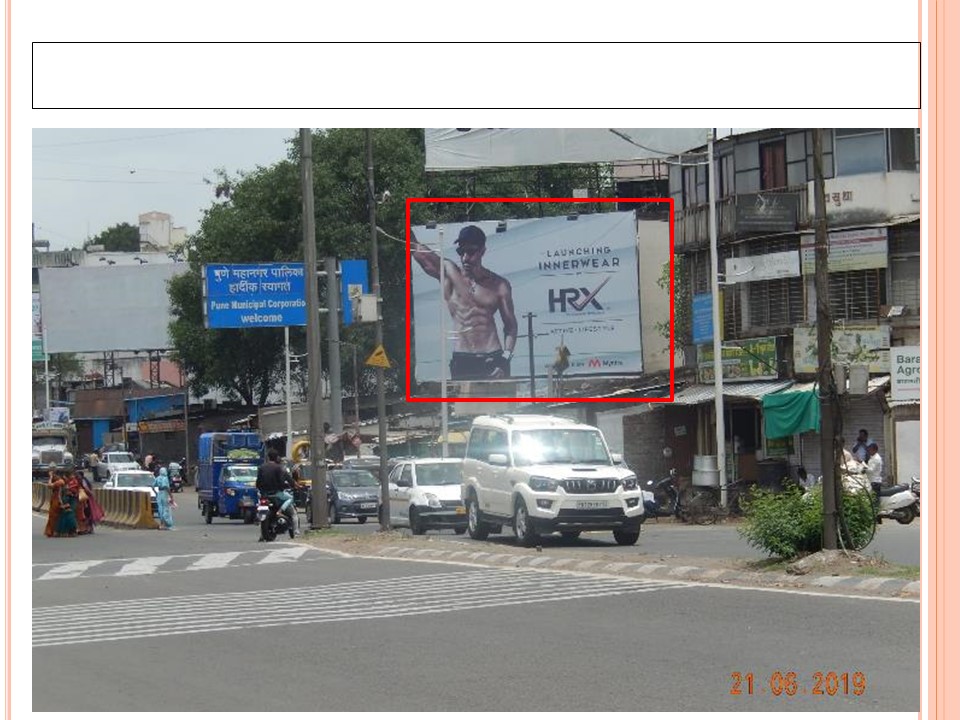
613, 528, 640, 546
513, 499, 540, 547
466, 494, 489, 540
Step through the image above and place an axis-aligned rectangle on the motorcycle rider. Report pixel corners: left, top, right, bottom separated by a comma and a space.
256, 448, 299, 538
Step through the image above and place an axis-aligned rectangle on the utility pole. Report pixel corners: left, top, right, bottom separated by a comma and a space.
301, 128, 328, 529
526, 312, 536, 398
812, 129, 837, 550
326, 256, 343, 434
707, 129, 727, 504
366, 129, 390, 531
351, 343, 360, 458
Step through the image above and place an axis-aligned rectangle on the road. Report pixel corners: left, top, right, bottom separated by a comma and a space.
31, 499, 920, 712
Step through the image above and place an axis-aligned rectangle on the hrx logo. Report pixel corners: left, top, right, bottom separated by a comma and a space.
548, 276, 611, 313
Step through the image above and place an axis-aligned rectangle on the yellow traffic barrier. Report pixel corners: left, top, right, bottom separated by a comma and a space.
32, 482, 48, 511
92, 487, 157, 530
133, 492, 159, 529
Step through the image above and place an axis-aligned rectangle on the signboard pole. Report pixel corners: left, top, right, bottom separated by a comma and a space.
285, 326, 293, 449
707, 130, 727, 504
301, 128, 328, 529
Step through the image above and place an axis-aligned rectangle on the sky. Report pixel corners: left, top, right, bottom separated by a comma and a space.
32, 128, 298, 250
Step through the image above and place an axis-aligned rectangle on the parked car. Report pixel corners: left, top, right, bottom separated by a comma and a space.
97, 451, 140, 481
388, 458, 466, 535
103, 470, 159, 515
461, 414, 644, 546
325, 468, 381, 524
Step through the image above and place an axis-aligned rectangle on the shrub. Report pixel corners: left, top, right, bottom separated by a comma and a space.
738, 485, 875, 559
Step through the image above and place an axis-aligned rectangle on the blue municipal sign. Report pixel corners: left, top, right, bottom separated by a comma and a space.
203, 263, 307, 328
339, 259, 369, 325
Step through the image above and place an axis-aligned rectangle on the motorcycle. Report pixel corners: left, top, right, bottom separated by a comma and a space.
256, 494, 294, 542
874, 482, 919, 525
168, 463, 184, 493
911, 476, 921, 517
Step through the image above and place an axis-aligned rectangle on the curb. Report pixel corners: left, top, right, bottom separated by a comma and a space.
360, 545, 920, 598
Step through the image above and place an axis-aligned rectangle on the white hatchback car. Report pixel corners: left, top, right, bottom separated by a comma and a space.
103, 470, 159, 515
387, 458, 467, 535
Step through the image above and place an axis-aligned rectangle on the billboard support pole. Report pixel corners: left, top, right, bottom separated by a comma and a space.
43, 327, 50, 411
526, 312, 536, 398
326, 257, 343, 434
707, 129, 727, 505
439, 227, 449, 459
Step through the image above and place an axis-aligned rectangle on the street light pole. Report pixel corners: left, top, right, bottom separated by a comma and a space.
366, 129, 390, 531
707, 129, 727, 503
301, 128, 328, 529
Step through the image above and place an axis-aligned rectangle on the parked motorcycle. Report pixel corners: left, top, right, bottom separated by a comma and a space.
874, 483, 919, 525
256, 495, 294, 542
911, 476, 921, 517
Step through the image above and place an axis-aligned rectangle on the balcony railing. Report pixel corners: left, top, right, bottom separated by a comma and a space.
674, 185, 810, 251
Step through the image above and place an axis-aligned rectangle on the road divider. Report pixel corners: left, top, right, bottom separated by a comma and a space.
32, 482, 158, 530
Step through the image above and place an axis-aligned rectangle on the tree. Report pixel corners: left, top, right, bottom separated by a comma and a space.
85, 222, 140, 252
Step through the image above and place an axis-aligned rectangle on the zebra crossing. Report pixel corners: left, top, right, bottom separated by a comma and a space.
33, 567, 694, 647
32, 545, 318, 581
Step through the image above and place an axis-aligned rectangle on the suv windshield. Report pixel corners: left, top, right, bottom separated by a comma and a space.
511, 429, 611, 466
415, 463, 462, 486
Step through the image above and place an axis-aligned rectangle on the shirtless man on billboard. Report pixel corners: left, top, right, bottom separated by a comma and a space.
412, 225, 518, 380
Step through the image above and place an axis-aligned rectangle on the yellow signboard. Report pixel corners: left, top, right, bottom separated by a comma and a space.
365, 344, 391, 369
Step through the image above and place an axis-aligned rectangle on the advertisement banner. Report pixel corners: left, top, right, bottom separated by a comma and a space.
890, 345, 921, 400
203, 263, 306, 328
411, 212, 644, 383
32, 291, 44, 361
800, 227, 888, 274
697, 336, 779, 383
339, 259, 369, 325
424, 129, 707, 170
692, 293, 714, 345
793, 325, 891, 374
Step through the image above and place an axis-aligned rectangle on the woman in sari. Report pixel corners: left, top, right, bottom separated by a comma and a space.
153, 467, 175, 530
74, 471, 104, 534
45, 469, 78, 537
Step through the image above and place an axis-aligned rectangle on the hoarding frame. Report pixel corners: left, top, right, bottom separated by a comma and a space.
404, 197, 675, 404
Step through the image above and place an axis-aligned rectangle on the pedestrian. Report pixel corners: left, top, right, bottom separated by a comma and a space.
851, 429, 874, 463
864, 442, 884, 494
153, 467, 175, 530
74, 470, 104, 534
45, 469, 78, 538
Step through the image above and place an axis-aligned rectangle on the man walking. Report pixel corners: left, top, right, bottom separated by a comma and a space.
412, 225, 518, 381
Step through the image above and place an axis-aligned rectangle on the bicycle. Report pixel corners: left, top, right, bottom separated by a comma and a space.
680, 479, 754, 525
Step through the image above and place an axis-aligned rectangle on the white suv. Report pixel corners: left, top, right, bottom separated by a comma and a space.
461, 414, 644, 546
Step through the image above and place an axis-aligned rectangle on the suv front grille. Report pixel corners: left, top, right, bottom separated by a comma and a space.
560, 477, 619, 494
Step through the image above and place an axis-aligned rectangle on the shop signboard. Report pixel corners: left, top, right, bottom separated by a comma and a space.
735, 192, 799, 233
890, 345, 921, 400
793, 325, 891, 374
725, 250, 800, 283
692, 293, 714, 344
697, 336, 778, 383
800, 227, 888, 274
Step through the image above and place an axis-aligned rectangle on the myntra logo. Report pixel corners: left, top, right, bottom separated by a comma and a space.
547, 276, 611, 313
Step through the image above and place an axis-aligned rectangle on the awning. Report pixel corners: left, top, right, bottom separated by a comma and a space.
670, 379, 795, 406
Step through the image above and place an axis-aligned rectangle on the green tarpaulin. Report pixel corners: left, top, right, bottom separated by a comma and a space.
762, 388, 820, 439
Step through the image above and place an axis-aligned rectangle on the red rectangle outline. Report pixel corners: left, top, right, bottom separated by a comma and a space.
404, 197, 675, 404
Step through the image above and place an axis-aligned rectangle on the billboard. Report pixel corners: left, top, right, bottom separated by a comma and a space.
424, 129, 708, 170
793, 325, 891, 374
891, 346, 921, 400
800, 227, 888, 274
203, 263, 306, 328
411, 211, 643, 384
697, 336, 779, 383
39, 264, 188, 353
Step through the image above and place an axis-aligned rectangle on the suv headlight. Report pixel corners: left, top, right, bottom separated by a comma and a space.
529, 476, 558, 492
424, 493, 441, 508
620, 474, 638, 490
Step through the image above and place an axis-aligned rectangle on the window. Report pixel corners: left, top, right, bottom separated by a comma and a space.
746, 277, 805, 329
889, 128, 920, 171
760, 140, 787, 189
829, 269, 886, 321
835, 129, 886, 176
890, 256, 921, 310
